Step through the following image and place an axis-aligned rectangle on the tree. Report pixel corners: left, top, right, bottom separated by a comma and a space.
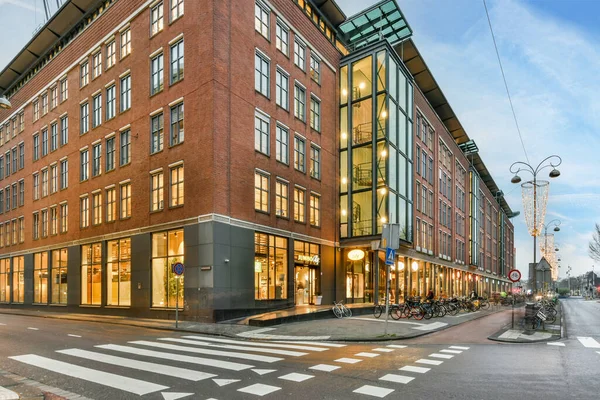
588, 223, 600, 262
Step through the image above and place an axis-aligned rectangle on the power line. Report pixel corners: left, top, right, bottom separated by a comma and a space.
482, 0, 530, 165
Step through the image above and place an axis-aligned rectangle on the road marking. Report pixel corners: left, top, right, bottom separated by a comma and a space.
237, 383, 281, 396
309, 364, 340, 372
450, 311, 480, 318
161, 393, 194, 400
547, 342, 565, 347
416, 359, 443, 366
67, 334, 82, 338
278, 372, 314, 382
212, 379, 240, 387
350, 317, 423, 326
399, 366, 430, 374
0, 386, 19, 400
129, 340, 284, 363
181, 336, 328, 352
9, 354, 168, 395
272, 341, 346, 347
27, 327, 39, 330
162, 338, 307, 357
577, 337, 600, 348
379, 374, 415, 384
237, 328, 329, 341
429, 353, 454, 359
252, 369, 276, 375
412, 322, 448, 331
335, 357, 362, 364
96, 344, 253, 371
372, 348, 394, 353
449, 346, 470, 350
57, 348, 215, 381
440, 349, 462, 354
386, 345, 407, 349
355, 352, 380, 358
353, 385, 394, 398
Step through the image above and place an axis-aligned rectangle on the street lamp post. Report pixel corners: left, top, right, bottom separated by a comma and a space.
510, 155, 562, 293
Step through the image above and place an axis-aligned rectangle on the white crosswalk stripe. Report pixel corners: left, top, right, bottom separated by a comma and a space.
577, 337, 600, 348
159, 338, 307, 357
181, 336, 329, 352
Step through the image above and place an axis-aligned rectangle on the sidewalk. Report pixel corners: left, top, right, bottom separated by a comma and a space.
488, 302, 562, 343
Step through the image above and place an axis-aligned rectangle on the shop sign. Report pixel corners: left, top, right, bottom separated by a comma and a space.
296, 254, 320, 265
254, 261, 263, 272
348, 249, 365, 261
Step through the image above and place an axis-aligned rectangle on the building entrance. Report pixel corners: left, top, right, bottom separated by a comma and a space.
295, 266, 317, 305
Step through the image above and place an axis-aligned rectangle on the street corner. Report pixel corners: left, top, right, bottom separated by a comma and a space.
488, 328, 559, 343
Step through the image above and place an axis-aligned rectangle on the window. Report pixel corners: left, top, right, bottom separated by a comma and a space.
41, 94, 48, 116
106, 40, 116, 69
294, 135, 305, 172
120, 74, 131, 112
106, 187, 116, 222
19, 112, 24, 132
106, 137, 115, 171
107, 238, 131, 306
275, 124, 288, 164
151, 53, 164, 95
170, 102, 184, 145
18, 143, 24, 169
170, 39, 184, 84
50, 207, 58, 235
11, 118, 17, 138
170, 165, 184, 207
18, 180, 24, 206
92, 94, 102, 128
170, 0, 184, 21
254, 112, 269, 155
92, 51, 102, 79
92, 192, 102, 225
310, 55, 320, 83
41, 169, 48, 197
50, 164, 57, 194
151, 113, 164, 154
120, 182, 131, 219
80, 149, 89, 181
0, 259, 7, 302
294, 39, 306, 71
0, 156, 3, 179
255, 51, 270, 97
60, 115, 68, 146
106, 85, 116, 120
92, 143, 102, 177
310, 96, 320, 131
254, 232, 287, 300
80, 102, 89, 134
33, 173, 39, 200
51, 248, 68, 304
120, 28, 131, 58
50, 86, 58, 109
60, 77, 68, 102
275, 20, 288, 55
275, 179, 288, 218
60, 159, 68, 189
0, 192, 2, 214
310, 145, 320, 179
11, 183, 16, 209
18, 217, 24, 242
33, 100, 39, 121
275, 68, 289, 110
151, 228, 184, 307
33, 212, 39, 240
81, 243, 102, 305
151, 2, 164, 35
12, 256, 24, 303
254, 171, 269, 213
80, 61, 89, 87
41, 209, 48, 237
4, 152, 9, 176
120, 130, 131, 166
294, 84, 305, 121
80, 196, 89, 228
254, 1, 269, 39
4, 123, 9, 142
151, 171, 164, 211
309, 193, 320, 227
294, 187, 305, 223
11, 148, 16, 173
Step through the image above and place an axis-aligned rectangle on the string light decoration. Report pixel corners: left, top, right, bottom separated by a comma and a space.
540, 233, 558, 280
520, 180, 549, 237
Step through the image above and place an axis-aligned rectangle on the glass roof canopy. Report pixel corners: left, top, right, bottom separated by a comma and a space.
339, 0, 412, 50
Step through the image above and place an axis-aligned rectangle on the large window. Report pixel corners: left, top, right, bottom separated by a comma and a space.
50, 165, 57, 194
310, 55, 321, 84
309, 193, 320, 227
80, 102, 89, 134
60, 115, 68, 146
151, 171, 164, 211
120, 130, 131, 166
170, 103, 184, 145
92, 94, 102, 128
92, 192, 102, 226
0, 259, 10, 303
92, 51, 102, 79
120, 182, 131, 219
60, 203, 68, 233
170, 39, 184, 84
255, 51, 270, 97
275, 68, 289, 110
151, 2, 164, 35
60, 159, 68, 189
81, 243, 102, 305
275, 179, 288, 218
51, 248, 68, 304
41, 169, 48, 197
294, 38, 306, 71
294, 84, 306, 121
152, 228, 184, 308
275, 20, 288, 55
170, 165, 184, 207
92, 143, 102, 177
12, 256, 24, 303
80, 149, 89, 181
254, 1, 269, 39
107, 238, 131, 306
310, 145, 320, 180
254, 233, 287, 300
171, 0, 184, 21
275, 124, 288, 164
254, 170, 269, 213
120, 74, 131, 112
310, 96, 321, 132
42, 129, 48, 156
106, 187, 116, 222
50, 122, 58, 152
151, 113, 164, 154
80, 61, 89, 87
294, 186, 305, 223
294, 135, 305, 172
151, 53, 164, 95
80, 196, 89, 228
106, 40, 116, 69
60, 78, 68, 102
254, 112, 269, 155
121, 28, 131, 59
33, 252, 48, 304
106, 137, 115, 172
106, 85, 116, 120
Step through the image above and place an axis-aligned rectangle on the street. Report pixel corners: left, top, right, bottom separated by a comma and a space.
1, 298, 599, 400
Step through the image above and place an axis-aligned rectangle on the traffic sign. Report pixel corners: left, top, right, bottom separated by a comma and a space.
508, 269, 521, 283
172, 262, 185, 276
385, 247, 396, 266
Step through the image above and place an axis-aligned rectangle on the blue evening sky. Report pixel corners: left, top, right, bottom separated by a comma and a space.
1, 0, 599, 280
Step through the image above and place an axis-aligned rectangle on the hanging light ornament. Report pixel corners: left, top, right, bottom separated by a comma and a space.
520, 180, 549, 237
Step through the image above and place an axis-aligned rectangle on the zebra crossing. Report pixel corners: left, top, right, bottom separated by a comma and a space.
7, 334, 348, 398
547, 336, 600, 349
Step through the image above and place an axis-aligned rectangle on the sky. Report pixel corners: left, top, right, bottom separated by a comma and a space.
0, 0, 599, 281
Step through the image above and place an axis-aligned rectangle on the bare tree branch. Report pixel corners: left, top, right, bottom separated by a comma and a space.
588, 223, 600, 262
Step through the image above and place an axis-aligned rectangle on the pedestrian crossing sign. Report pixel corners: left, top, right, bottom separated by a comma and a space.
385, 247, 395, 266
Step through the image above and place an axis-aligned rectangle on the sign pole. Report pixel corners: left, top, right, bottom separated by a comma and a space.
384, 262, 390, 335
507, 269, 521, 329
176, 276, 179, 328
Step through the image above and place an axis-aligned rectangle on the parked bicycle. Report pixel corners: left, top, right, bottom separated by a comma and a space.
373, 299, 402, 320
332, 300, 352, 318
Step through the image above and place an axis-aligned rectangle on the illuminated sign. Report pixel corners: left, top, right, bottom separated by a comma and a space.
254, 261, 262, 272
296, 254, 320, 265
348, 249, 365, 261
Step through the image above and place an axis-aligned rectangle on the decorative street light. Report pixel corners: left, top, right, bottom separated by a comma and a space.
540, 219, 561, 290
510, 155, 562, 293
0, 96, 12, 110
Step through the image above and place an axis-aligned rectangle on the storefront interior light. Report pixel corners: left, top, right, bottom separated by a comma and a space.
381, 149, 387, 158
411, 261, 419, 271
359, 82, 365, 89
380, 110, 387, 119
342, 89, 348, 96
341, 132, 347, 140
398, 261, 405, 270
341, 177, 348, 185
341, 209, 347, 216
380, 216, 387, 223
379, 187, 387, 195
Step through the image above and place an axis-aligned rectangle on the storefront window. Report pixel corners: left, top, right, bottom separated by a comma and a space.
0, 259, 10, 302
12, 256, 24, 303
33, 252, 49, 304
107, 238, 131, 306
294, 241, 320, 305
254, 232, 287, 300
81, 243, 102, 305
51, 248, 68, 304
345, 249, 372, 303
152, 229, 184, 308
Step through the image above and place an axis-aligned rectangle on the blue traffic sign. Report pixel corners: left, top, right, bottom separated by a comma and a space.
385, 247, 396, 266
172, 262, 185, 276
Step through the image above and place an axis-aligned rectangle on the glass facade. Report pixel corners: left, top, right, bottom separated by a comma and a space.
254, 232, 287, 300
81, 243, 102, 305
0, 258, 9, 302
152, 229, 184, 308
34, 252, 49, 304
12, 256, 24, 303
107, 238, 131, 306
51, 248, 68, 304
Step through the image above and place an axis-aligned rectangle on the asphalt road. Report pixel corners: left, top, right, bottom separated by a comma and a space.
1, 297, 599, 400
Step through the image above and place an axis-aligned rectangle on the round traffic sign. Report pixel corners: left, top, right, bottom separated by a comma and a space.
508, 269, 521, 283
172, 262, 185, 276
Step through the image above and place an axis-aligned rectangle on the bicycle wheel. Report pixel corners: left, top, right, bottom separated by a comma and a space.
333, 306, 343, 319
448, 304, 459, 316
399, 304, 410, 318
545, 315, 556, 324
373, 305, 383, 319
423, 306, 433, 320
412, 306, 425, 320
342, 306, 352, 318
390, 305, 402, 320
436, 304, 447, 318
